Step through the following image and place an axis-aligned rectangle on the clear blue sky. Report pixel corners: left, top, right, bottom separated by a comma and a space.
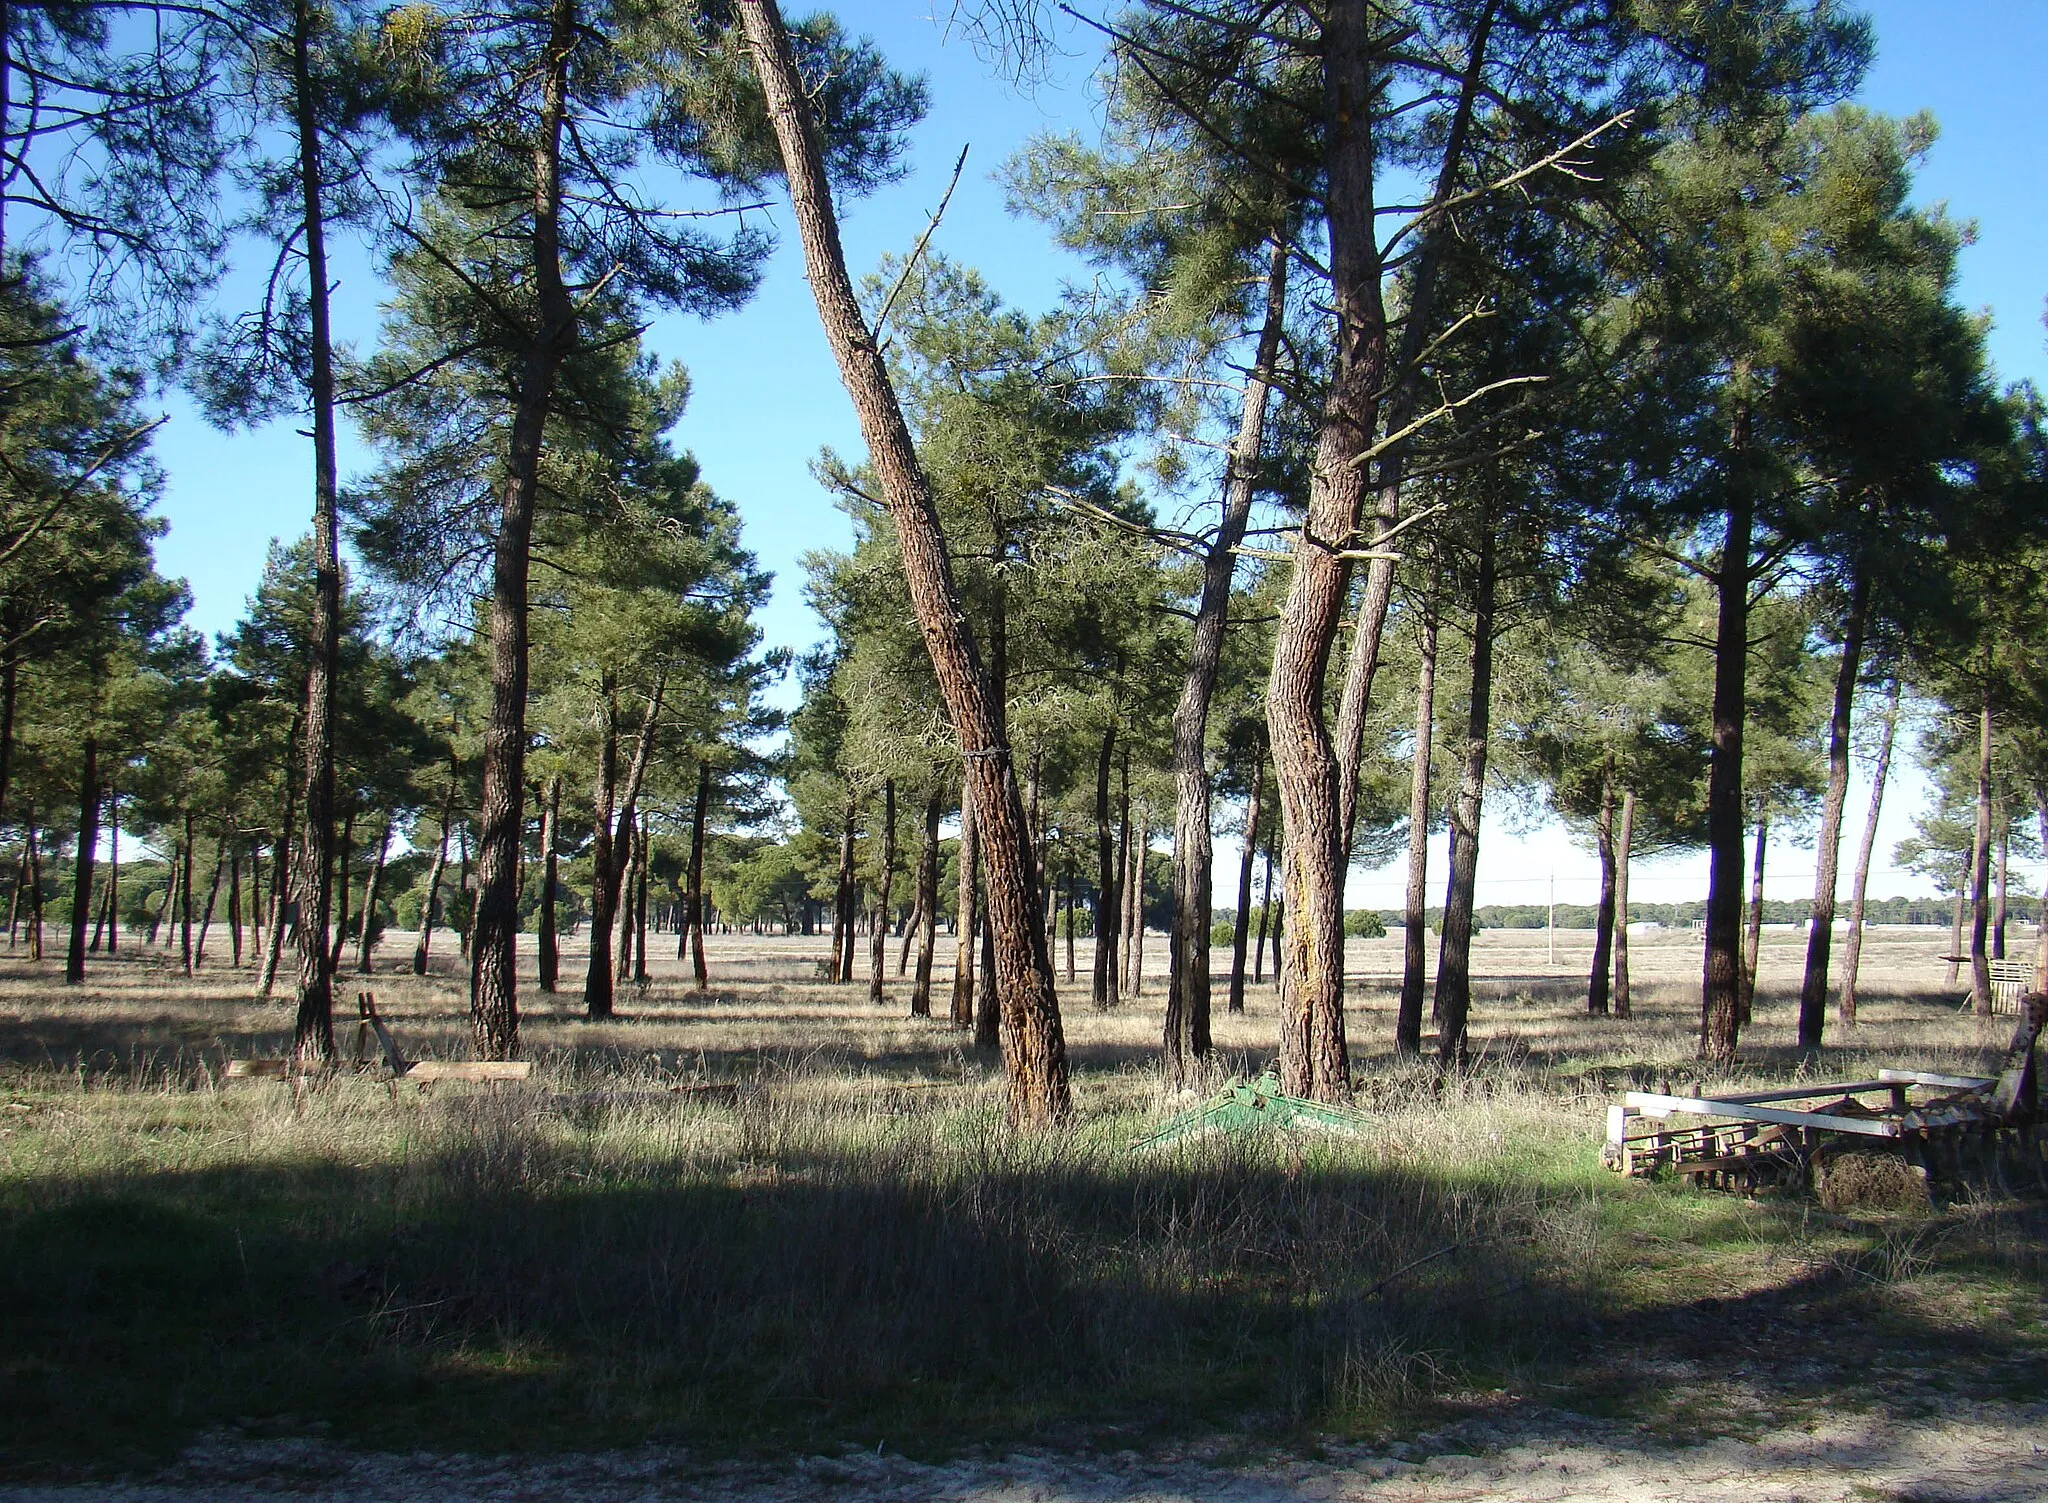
145, 0, 2047, 905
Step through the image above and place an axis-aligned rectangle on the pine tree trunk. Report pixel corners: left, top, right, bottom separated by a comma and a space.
470, 0, 580, 1062
0, 655, 14, 837
633, 811, 649, 983
2034, 790, 2047, 993
1700, 423, 1755, 1064
287, 0, 343, 1062
412, 770, 455, 976
1589, 760, 1616, 1016
1613, 789, 1635, 1018
974, 856, 999, 1051
1797, 571, 1865, 1048
356, 818, 390, 972
1254, 841, 1272, 984
178, 809, 196, 973
1229, 740, 1264, 1016
229, 839, 244, 968
1947, 893, 1965, 988
833, 786, 857, 984
89, 875, 108, 953
64, 734, 97, 985
258, 795, 293, 993
950, 783, 977, 1029
104, 790, 118, 953
870, 777, 895, 1005
1992, 815, 2008, 961
1166, 232, 1288, 1086
1396, 603, 1438, 1052
195, 831, 226, 965
327, 814, 352, 976
537, 774, 559, 992
585, 685, 622, 1016
1969, 695, 1994, 1016
26, 812, 43, 959
1129, 805, 1149, 1005
1116, 754, 1135, 997
1092, 724, 1119, 1008
688, 759, 710, 989
911, 782, 940, 1016
1740, 815, 1767, 1024
740, 0, 1066, 1120
1432, 522, 1496, 1064
1264, 0, 1384, 1103
150, 832, 173, 947
1063, 870, 1076, 982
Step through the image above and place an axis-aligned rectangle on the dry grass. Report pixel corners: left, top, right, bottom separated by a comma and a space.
0, 922, 2040, 1477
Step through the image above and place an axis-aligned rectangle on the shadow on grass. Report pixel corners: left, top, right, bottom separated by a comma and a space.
1, 1101, 1611, 1477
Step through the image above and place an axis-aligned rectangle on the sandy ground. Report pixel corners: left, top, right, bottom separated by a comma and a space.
4, 1398, 2045, 1503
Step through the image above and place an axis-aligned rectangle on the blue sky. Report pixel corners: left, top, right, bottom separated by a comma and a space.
144, 0, 2047, 906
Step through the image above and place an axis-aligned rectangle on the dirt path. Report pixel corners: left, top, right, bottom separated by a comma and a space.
6, 1397, 2046, 1503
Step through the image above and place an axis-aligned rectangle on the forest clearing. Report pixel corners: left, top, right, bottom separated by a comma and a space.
4, 0, 2048, 1493
3, 924, 2045, 1498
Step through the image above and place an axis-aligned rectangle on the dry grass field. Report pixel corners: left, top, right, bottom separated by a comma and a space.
1, 921, 2043, 1499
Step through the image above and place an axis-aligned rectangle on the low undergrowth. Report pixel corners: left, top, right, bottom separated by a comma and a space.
1, 1028, 2042, 1478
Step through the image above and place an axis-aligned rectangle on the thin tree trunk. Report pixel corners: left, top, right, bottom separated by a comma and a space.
195, 830, 226, 965
612, 814, 636, 985
1700, 420, 1756, 1064
633, 810, 649, 983
1432, 522, 1496, 1064
1969, 694, 1994, 1016
1798, 570, 1865, 1047
1589, 758, 1616, 1016
150, 833, 174, 948
1229, 740, 1264, 1016
740, 0, 1067, 1119
26, 811, 43, 959
1331, 3, 1497, 875
288, 0, 343, 1062
327, 814, 352, 976
950, 781, 977, 1029
1254, 841, 1272, 984
104, 789, 118, 953
974, 848, 999, 1050
2034, 789, 2047, 994
1947, 893, 1965, 988
1993, 813, 2008, 961
1740, 815, 1767, 1023
178, 809, 197, 973
89, 875, 108, 953
1092, 724, 1119, 1008
688, 758, 710, 990
1165, 231, 1288, 1085
911, 782, 940, 1016
1396, 603, 1438, 1052
413, 771, 455, 976
537, 774, 559, 992
1613, 789, 1635, 1018
228, 840, 244, 968
870, 777, 895, 1005
356, 818, 390, 972
1128, 805, 1148, 1003
834, 786, 857, 984
64, 734, 97, 985
0, 655, 14, 837
470, 0, 580, 1062
1063, 869, 1076, 982
1116, 753, 1134, 997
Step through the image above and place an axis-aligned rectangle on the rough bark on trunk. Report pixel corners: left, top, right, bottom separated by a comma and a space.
1589, 760, 1616, 1016
288, 0, 343, 1063
64, 734, 97, 985
1228, 740, 1264, 1016
1798, 571, 1865, 1048
687, 759, 709, 990
1266, 0, 1385, 1104
740, 0, 1066, 1120
1092, 724, 1119, 1008
1969, 695, 1994, 1016
537, 774, 559, 992
412, 771, 455, 976
1700, 433, 1755, 1064
327, 814, 352, 976
1432, 522, 1495, 1064
911, 782, 940, 1016
470, 0, 580, 1062
1740, 815, 1767, 1024
1396, 604, 1438, 1053
1613, 789, 1635, 1017
870, 777, 895, 1005
1165, 233, 1288, 1085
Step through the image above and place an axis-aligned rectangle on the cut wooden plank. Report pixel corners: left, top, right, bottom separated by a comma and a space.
402, 1060, 533, 1082
1621, 1090, 1901, 1138
224, 1058, 294, 1078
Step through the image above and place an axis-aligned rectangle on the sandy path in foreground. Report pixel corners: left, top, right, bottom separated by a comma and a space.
8, 1397, 2046, 1503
